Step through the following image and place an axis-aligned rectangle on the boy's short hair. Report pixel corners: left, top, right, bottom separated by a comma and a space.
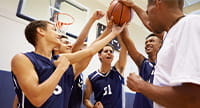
25, 20, 51, 46
98, 44, 114, 54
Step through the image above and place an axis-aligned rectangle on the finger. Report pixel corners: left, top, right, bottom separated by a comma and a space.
120, 22, 127, 30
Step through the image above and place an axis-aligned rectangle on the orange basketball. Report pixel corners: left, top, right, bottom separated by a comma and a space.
107, 0, 132, 26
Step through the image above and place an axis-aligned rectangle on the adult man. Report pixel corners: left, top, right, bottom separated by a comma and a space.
121, 28, 162, 108
83, 29, 127, 108
11, 19, 126, 108
120, 0, 200, 108
119, 0, 184, 33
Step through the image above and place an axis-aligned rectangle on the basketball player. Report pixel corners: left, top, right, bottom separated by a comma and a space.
54, 10, 105, 108
83, 29, 127, 108
121, 27, 162, 108
11, 20, 126, 108
120, 0, 200, 108
12, 10, 105, 108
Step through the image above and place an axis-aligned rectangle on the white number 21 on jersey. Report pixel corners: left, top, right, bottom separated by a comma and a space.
103, 84, 112, 96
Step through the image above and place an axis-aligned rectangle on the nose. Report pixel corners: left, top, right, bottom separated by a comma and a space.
66, 44, 72, 49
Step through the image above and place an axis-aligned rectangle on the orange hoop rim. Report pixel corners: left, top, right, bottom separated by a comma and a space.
53, 12, 75, 25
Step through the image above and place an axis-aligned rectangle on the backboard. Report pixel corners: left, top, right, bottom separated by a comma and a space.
97, 23, 120, 51
16, 0, 89, 38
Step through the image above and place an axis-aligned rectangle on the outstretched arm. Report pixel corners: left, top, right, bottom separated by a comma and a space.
72, 10, 105, 52
91, 16, 113, 45
127, 73, 200, 108
72, 17, 114, 78
121, 27, 144, 68
119, 0, 152, 31
83, 78, 94, 108
63, 23, 127, 65
66, 24, 126, 78
12, 54, 70, 107
114, 30, 127, 75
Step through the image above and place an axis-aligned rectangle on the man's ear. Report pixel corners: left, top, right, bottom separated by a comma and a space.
98, 53, 102, 61
36, 27, 45, 36
98, 53, 101, 57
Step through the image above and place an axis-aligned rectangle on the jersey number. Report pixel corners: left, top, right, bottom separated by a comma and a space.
53, 85, 62, 95
103, 84, 112, 96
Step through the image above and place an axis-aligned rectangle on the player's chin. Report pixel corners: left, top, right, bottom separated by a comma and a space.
105, 59, 113, 63
146, 50, 153, 55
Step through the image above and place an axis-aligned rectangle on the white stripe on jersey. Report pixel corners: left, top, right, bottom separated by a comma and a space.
90, 72, 99, 80
13, 77, 19, 89
97, 70, 111, 77
22, 92, 25, 108
122, 85, 125, 108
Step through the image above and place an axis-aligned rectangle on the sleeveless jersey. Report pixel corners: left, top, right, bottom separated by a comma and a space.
12, 52, 74, 108
68, 74, 83, 108
133, 58, 155, 108
88, 67, 125, 108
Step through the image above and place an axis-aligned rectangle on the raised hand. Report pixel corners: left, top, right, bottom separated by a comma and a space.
105, 15, 114, 32
92, 9, 105, 20
111, 23, 127, 36
93, 101, 104, 108
118, 0, 135, 8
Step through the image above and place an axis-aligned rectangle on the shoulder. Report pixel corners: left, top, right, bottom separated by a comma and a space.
88, 71, 98, 80
11, 53, 34, 75
12, 53, 29, 63
184, 15, 200, 20
111, 66, 124, 78
142, 59, 155, 66
178, 15, 200, 27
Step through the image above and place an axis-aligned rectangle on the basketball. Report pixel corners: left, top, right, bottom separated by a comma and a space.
107, 0, 132, 26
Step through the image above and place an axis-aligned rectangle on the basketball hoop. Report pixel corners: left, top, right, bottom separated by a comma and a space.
53, 12, 75, 36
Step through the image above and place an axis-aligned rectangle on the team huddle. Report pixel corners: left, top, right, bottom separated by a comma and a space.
11, 0, 200, 108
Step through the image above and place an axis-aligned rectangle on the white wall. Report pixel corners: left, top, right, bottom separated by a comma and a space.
0, 0, 33, 71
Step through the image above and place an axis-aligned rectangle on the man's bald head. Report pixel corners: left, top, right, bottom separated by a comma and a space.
148, 0, 184, 10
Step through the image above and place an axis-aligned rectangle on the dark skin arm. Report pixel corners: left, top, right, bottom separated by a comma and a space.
127, 73, 200, 108
119, 0, 152, 31
121, 27, 145, 68
114, 30, 127, 76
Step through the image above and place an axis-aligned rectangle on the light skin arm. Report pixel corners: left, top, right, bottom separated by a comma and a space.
62, 24, 127, 77
119, 0, 152, 31
127, 73, 200, 108
72, 18, 114, 79
12, 54, 70, 107
121, 27, 144, 67
90, 16, 113, 45
114, 31, 127, 75
83, 78, 94, 108
72, 10, 105, 52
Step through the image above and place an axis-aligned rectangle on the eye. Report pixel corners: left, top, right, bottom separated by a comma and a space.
104, 50, 113, 53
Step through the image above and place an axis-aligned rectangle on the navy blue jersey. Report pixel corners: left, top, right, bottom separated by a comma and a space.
133, 58, 155, 108
12, 52, 74, 108
88, 67, 125, 108
68, 74, 83, 108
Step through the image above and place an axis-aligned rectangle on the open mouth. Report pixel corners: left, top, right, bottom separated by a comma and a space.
106, 56, 112, 59
145, 45, 153, 51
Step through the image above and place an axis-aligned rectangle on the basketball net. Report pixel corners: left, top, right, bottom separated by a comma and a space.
53, 12, 75, 36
